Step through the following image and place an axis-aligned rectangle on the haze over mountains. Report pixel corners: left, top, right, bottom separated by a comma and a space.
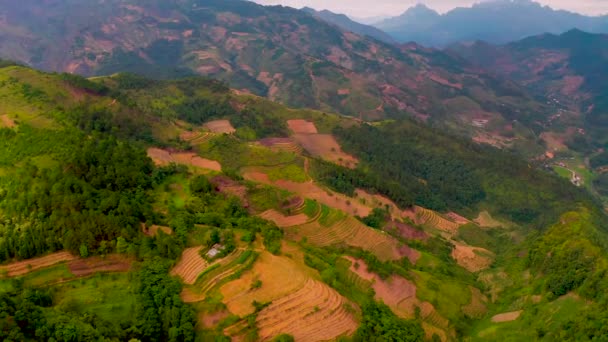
371, 0, 608, 46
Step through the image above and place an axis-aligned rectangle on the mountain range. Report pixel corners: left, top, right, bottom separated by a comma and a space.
0, 0, 551, 149
373, 0, 608, 46
2, 0, 608, 341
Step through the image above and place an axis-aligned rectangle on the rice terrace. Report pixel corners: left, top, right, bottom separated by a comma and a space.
1, 1, 608, 341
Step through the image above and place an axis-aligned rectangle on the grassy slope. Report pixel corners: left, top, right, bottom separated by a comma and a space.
1, 65, 608, 340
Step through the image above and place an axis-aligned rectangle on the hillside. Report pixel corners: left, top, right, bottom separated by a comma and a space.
0, 0, 554, 150
374, 0, 608, 46
0, 62, 608, 340
452, 30, 608, 206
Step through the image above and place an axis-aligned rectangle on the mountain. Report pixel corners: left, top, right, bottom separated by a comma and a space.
1, 62, 608, 341
0, 0, 554, 154
301, 7, 395, 43
375, 0, 608, 46
451, 30, 608, 142
452, 29, 608, 208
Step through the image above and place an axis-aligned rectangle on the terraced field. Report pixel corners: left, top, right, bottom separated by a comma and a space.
415, 207, 460, 234
220, 251, 310, 316
255, 278, 358, 341
258, 137, 303, 154
170, 247, 209, 285
287, 216, 403, 261
259, 209, 309, 227
182, 249, 255, 303
180, 130, 216, 146
0, 251, 76, 277
345, 257, 450, 340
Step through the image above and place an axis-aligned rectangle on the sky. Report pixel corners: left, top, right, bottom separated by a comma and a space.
251, 0, 608, 19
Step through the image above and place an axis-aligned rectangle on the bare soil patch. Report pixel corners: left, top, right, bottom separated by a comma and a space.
385, 220, 429, 241
293, 133, 358, 168
287, 119, 318, 134
474, 211, 504, 228
212, 175, 249, 207
205, 120, 235, 134
0, 252, 76, 277
0, 114, 16, 128
146, 148, 222, 171
68, 255, 132, 277
491, 310, 523, 323
451, 242, 494, 272
171, 247, 209, 285
200, 310, 230, 329
346, 257, 417, 316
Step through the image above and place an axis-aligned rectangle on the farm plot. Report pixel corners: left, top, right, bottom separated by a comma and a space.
171, 247, 209, 285
146, 148, 222, 171
286, 216, 404, 261
68, 255, 132, 277
491, 310, 523, 323
180, 130, 216, 146
255, 278, 358, 341
345, 257, 449, 338
0, 251, 76, 277
293, 133, 358, 168
259, 209, 309, 227
182, 249, 254, 303
220, 251, 310, 317
205, 119, 236, 134
287, 119, 318, 134
462, 286, 488, 319
243, 171, 371, 217
414, 207, 460, 234
258, 137, 303, 154
451, 242, 494, 272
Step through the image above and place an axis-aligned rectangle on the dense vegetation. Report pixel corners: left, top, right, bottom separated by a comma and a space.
332, 122, 597, 226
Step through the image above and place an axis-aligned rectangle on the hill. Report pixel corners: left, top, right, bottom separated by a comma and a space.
374, 0, 608, 46
301, 7, 395, 43
1, 63, 608, 340
451, 30, 608, 205
0, 0, 554, 150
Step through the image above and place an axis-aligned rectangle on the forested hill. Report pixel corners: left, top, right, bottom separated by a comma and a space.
0, 0, 551, 149
1, 63, 608, 340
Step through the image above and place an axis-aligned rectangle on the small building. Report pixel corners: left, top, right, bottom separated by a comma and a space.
206, 244, 225, 258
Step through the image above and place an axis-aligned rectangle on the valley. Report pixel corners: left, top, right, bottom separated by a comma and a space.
1, 0, 608, 341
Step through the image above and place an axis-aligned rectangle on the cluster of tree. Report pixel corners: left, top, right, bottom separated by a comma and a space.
0, 133, 154, 260
136, 260, 196, 341
0, 261, 196, 341
310, 159, 415, 208
358, 207, 390, 229
332, 121, 597, 227
332, 124, 485, 212
354, 302, 424, 342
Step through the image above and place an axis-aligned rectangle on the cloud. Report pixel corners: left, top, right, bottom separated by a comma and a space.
251, 0, 608, 18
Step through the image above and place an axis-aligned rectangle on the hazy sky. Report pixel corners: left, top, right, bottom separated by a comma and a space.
251, 0, 608, 18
